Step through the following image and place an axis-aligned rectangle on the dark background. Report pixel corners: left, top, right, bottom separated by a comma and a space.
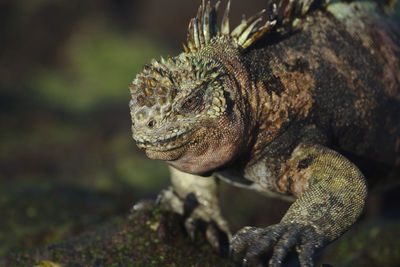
1, 0, 400, 266
0, 0, 275, 257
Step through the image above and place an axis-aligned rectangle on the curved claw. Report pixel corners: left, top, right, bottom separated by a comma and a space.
231, 226, 266, 257
297, 241, 315, 267
230, 223, 326, 267
156, 186, 185, 215
206, 221, 230, 255
156, 186, 231, 255
184, 216, 198, 241
206, 222, 221, 251
297, 227, 326, 267
268, 230, 300, 267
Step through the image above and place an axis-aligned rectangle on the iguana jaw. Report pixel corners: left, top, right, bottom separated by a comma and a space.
140, 126, 200, 162
135, 111, 245, 175
134, 127, 194, 152
145, 144, 187, 162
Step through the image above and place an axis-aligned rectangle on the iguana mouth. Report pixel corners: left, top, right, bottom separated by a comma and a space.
135, 128, 194, 152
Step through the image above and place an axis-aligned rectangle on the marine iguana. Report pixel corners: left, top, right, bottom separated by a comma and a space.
129, 0, 400, 265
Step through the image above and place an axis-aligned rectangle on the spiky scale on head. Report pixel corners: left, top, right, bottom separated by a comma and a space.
129, 0, 327, 172
129, 0, 325, 122
129, 52, 227, 149
129, 0, 276, 142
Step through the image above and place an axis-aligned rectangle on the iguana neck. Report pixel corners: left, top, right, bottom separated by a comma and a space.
196, 39, 262, 157
240, 38, 316, 161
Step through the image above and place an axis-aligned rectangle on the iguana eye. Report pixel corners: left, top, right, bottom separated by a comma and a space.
181, 92, 203, 111
183, 97, 195, 108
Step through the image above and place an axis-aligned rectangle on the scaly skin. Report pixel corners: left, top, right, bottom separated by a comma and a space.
129, 0, 400, 266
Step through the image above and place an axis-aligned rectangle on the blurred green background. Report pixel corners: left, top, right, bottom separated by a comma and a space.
1, 0, 400, 266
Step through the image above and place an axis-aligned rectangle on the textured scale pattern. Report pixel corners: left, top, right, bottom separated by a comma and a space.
129, 0, 400, 266
129, 54, 226, 148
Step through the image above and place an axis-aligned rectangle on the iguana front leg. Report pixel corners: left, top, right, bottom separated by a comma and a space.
230, 143, 368, 266
157, 166, 231, 254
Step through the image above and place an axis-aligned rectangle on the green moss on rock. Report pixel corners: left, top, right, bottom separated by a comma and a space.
7, 202, 232, 266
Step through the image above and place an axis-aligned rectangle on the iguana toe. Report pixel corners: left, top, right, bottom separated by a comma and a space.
231, 223, 326, 267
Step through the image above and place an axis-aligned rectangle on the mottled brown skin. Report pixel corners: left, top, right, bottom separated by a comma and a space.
129, 1, 400, 266
243, 4, 400, 192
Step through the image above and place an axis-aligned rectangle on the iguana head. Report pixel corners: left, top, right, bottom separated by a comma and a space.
129, 50, 236, 174
129, 0, 305, 174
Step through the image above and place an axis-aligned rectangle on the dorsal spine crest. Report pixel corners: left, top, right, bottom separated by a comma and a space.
184, 0, 331, 52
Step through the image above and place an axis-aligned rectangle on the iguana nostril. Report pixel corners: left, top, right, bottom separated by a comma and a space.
147, 120, 156, 128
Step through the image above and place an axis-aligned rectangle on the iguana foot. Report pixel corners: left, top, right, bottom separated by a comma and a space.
156, 186, 231, 254
230, 223, 326, 267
